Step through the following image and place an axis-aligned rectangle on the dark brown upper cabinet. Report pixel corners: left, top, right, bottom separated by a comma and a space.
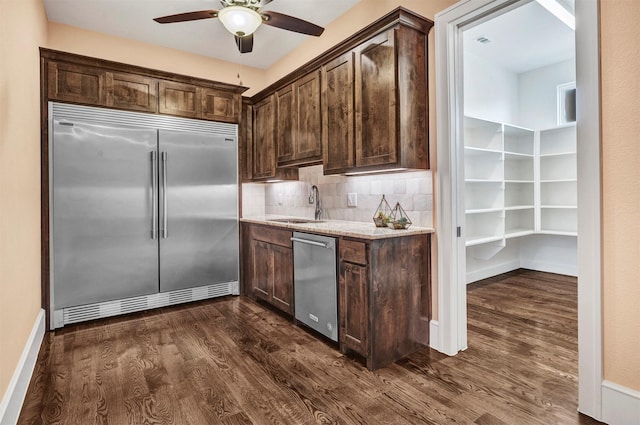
275, 85, 295, 164
354, 30, 398, 168
245, 8, 432, 178
322, 52, 355, 174
47, 62, 106, 106
253, 95, 277, 180
275, 71, 322, 167
247, 96, 299, 182
200, 87, 239, 123
41, 49, 245, 123
158, 81, 198, 118
106, 72, 158, 113
349, 24, 428, 173
157, 82, 241, 123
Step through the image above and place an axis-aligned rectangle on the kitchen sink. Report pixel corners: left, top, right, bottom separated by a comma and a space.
267, 218, 324, 224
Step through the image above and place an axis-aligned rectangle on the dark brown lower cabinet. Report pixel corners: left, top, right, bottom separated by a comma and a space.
339, 234, 430, 370
243, 224, 294, 315
241, 222, 431, 370
339, 260, 369, 356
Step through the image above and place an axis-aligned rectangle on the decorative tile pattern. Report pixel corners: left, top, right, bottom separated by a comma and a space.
246, 165, 434, 228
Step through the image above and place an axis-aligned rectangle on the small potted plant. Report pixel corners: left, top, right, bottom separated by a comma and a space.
392, 216, 410, 229
374, 211, 390, 227
372, 195, 393, 227
388, 202, 412, 230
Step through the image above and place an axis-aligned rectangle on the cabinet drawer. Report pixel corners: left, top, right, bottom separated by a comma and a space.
251, 225, 292, 248
340, 239, 367, 265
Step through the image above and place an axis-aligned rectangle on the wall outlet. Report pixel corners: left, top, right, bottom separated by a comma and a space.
347, 193, 357, 207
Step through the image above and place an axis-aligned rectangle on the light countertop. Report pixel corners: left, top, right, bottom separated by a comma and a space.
241, 215, 434, 240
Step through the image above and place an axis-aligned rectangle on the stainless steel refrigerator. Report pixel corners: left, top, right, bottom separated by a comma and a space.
49, 103, 238, 329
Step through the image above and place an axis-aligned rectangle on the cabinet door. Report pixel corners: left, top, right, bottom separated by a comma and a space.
354, 30, 397, 168
200, 88, 239, 123
294, 71, 322, 162
159, 81, 198, 118
106, 72, 158, 113
322, 52, 355, 174
241, 102, 254, 182
252, 240, 272, 299
271, 244, 294, 315
275, 85, 295, 164
253, 95, 277, 179
48, 62, 106, 106
339, 261, 369, 356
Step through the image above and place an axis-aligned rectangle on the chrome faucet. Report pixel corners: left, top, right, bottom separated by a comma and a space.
310, 185, 322, 220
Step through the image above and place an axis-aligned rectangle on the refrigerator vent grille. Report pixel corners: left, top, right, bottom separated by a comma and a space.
59, 281, 236, 327
51, 102, 238, 137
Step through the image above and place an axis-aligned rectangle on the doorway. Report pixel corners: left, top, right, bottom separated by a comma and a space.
462, 1, 577, 285
435, 0, 602, 420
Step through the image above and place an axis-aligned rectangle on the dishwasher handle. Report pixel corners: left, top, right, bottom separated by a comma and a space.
291, 237, 330, 249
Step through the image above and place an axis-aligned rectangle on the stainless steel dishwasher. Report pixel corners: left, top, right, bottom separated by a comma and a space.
292, 232, 338, 342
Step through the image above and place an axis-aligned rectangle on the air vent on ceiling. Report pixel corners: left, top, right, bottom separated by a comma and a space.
476, 36, 491, 44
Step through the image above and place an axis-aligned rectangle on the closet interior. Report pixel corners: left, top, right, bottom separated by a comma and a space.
462, 0, 577, 283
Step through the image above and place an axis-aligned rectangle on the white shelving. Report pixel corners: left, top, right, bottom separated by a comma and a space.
539, 124, 577, 235
463, 117, 535, 246
464, 117, 577, 246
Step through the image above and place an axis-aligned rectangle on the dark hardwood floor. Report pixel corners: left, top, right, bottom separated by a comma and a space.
18, 269, 602, 424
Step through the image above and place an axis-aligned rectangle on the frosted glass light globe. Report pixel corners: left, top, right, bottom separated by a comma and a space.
218, 6, 262, 37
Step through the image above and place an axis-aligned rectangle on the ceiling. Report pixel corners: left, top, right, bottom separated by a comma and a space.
44, 0, 361, 69
463, 0, 575, 74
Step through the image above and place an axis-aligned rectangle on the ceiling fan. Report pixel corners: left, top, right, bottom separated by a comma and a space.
153, 0, 325, 54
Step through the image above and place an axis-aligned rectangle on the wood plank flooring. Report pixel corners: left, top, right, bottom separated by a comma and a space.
18, 269, 602, 424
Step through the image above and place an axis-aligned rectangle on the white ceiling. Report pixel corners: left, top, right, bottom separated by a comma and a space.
44, 0, 361, 69
463, 0, 575, 75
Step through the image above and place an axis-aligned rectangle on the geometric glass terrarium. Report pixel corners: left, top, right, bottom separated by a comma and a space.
389, 202, 412, 229
372, 194, 393, 227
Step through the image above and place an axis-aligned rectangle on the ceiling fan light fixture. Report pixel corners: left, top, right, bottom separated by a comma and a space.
218, 6, 262, 37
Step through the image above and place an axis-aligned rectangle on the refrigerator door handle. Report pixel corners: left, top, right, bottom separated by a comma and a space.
161, 151, 168, 239
150, 151, 158, 239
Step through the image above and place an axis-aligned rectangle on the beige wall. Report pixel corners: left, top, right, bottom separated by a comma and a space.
0, 0, 48, 401
600, 0, 640, 391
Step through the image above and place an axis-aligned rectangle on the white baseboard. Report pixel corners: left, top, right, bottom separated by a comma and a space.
466, 260, 520, 284
0, 309, 45, 425
602, 380, 640, 425
429, 320, 440, 352
519, 259, 578, 277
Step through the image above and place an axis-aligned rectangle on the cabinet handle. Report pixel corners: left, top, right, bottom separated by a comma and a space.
291, 237, 330, 249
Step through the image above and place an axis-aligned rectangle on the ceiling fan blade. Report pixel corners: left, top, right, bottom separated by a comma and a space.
153, 10, 218, 24
260, 11, 324, 36
235, 34, 254, 53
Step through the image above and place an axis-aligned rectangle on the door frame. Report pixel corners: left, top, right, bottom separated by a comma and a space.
434, 0, 603, 420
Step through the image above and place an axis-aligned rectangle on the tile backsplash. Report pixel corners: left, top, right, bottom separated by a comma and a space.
243, 165, 433, 228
